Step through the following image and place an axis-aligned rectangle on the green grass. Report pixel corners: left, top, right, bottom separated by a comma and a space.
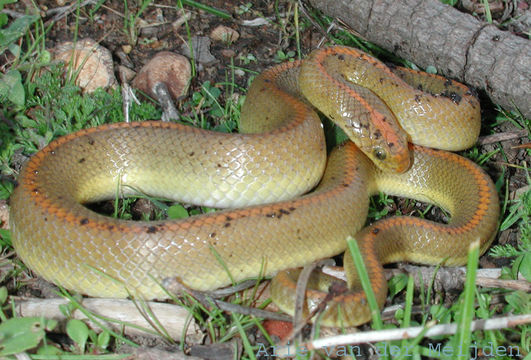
1, 0, 530, 358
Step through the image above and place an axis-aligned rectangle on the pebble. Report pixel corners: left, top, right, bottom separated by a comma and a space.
132, 51, 191, 99
51, 38, 116, 93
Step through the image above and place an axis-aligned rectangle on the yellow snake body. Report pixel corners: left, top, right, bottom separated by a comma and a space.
10, 47, 499, 326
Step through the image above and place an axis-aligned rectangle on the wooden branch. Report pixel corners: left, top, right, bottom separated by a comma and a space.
14, 298, 201, 341
323, 266, 530, 292
307, 0, 531, 118
302, 314, 531, 353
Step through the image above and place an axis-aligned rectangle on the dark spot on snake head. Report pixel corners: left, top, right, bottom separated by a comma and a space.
263, 78, 271, 83
289, 207, 296, 212
444, 79, 452, 88
224, 222, 231, 228
13, 180, 19, 188
337, 54, 345, 61
372, 227, 380, 234
379, 77, 384, 84
492, 35, 500, 41
417, 84, 424, 91
373, 130, 382, 139
217, 164, 222, 167
108, 225, 115, 231
225, 216, 233, 222
342, 183, 349, 188
388, 142, 395, 148
189, 152, 195, 156
80, 218, 89, 225
88, 138, 95, 145
449, 92, 462, 104
414, 95, 422, 103
279, 209, 290, 215
146, 226, 157, 234
266, 213, 275, 218
44, 217, 48, 222
78, 158, 86, 163
209, 232, 216, 238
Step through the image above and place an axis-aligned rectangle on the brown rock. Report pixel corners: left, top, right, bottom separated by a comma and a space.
132, 52, 191, 99
0, 200, 8, 229
210, 25, 240, 43
52, 38, 116, 93
221, 49, 236, 58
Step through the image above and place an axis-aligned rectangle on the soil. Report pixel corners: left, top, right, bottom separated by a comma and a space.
2, 0, 529, 356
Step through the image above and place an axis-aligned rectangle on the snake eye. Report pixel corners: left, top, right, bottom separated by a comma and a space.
373, 147, 387, 161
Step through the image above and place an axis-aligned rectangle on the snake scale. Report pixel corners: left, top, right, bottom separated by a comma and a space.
10, 46, 499, 326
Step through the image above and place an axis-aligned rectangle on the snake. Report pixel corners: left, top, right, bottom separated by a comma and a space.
9, 46, 499, 326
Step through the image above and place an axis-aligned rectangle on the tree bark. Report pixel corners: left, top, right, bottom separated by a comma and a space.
307, 0, 531, 119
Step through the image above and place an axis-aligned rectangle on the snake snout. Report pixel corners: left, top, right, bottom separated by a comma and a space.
363, 135, 412, 174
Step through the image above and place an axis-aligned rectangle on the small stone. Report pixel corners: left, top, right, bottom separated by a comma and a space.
210, 25, 240, 43
132, 51, 191, 99
221, 49, 236, 58
122, 44, 132, 54
52, 38, 116, 93
118, 65, 136, 82
180, 36, 217, 65
0, 200, 8, 229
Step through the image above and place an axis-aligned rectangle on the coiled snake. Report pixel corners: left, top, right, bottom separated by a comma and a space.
10, 46, 499, 326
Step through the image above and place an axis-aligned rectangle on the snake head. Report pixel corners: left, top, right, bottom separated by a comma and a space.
343, 110, 411, 173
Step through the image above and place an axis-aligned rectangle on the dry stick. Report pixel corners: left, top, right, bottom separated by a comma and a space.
379, 293, 509, 323
395, 265, 530, 292
1, 9, 25, 18
326, 265, 529, 293
14, 298, 198, 340
324, 266, 529, 321
178, 285, 293, 322
154, 82, 181, 122
272, 314, 531, 356
118, 66, 133, 123
478, 130, 529, 145
45, 0, 95, 25
288, 259, 336, 344
475, 277, 531, 292
297, 0, 332, 41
